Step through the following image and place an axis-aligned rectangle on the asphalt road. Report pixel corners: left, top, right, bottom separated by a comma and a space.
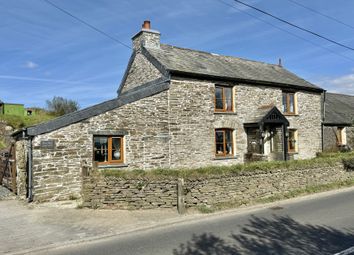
32, 189, 354, 255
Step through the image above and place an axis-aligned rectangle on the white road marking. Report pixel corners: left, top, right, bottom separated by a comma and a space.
334, 246, 354, 255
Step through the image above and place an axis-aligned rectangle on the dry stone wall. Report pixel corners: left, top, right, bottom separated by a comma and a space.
82, 163, 354, 209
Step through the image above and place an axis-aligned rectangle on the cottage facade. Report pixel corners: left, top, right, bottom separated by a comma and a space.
323, 93, 354, 151
13, 22, 324, 202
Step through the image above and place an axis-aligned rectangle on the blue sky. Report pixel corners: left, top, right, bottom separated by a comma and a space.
1, 0, 354, 109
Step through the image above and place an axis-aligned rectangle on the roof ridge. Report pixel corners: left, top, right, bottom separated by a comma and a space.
160, 44, 281, 68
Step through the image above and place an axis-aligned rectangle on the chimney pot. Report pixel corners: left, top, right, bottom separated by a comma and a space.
278, 58, 282, 67
142, 20, 151, 30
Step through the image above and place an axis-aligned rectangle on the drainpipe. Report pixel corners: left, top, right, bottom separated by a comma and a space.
321, 91, 326, 152
27, 136, 33, 202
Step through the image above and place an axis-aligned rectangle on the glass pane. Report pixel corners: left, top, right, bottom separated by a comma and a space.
224, 88, 232, 111
111, 137, 122, 160
225, 130, 233, 155
216, 143, 224, 155
215, 87, 223, 109
282, 93, 287, 112
215, 130, 224, 143
289, 94, 294, 113
288, 131, 296, 151
94, 136, 108, 162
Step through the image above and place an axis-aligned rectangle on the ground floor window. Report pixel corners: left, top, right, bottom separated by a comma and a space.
215, 129, 234, 156
93, 136, 123, 164
288, 129, 298, 153
337, 127, 346, 145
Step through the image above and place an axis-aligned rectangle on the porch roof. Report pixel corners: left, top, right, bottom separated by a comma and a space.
244, 106, 289, 127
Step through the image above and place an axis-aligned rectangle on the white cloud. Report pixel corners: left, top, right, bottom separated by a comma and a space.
316, 73, 354, 95
24, 61, 38, 69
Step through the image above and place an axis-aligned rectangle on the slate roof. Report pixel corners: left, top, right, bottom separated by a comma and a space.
324, 92, 354, 125
245, 105, 289, 126
145, 44, 323, 92
13, 79, 170, 137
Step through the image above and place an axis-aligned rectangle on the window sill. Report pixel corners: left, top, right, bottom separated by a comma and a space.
283, 113, 299, 117
97, 163, 129, 169
214, 111, 237, 115
213, 155, 238, 160
288, 152, 298, 154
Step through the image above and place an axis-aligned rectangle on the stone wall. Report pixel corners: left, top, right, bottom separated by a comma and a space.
323, 126, 354, 152
29, 90, 170, 202
168, 79, 322, 168
82, 163, 354, 209
120, 52, 163, 94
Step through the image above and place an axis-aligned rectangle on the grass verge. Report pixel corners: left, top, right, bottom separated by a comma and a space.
102, 152, 354, 179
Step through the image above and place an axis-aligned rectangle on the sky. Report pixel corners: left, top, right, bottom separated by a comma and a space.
1, 0, 354, 109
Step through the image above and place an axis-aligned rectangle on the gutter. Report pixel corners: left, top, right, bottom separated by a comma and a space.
17, 129, 33, 202
321, 91, 326, 152
169, 70, 324, 93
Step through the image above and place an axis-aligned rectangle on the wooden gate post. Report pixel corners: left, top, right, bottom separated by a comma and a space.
177, 178, 186, 214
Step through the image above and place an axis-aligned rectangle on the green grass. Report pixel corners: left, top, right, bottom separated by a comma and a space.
102, 152, 354, 179
0, 108, 56, 129
0, 138, 6, 150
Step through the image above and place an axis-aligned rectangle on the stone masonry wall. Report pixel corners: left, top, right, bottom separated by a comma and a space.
120, 52, 163, 94
323, 126, 354, 152
30, 91, 170, 202
168, 79, 322, 168
82, 163, 354, 209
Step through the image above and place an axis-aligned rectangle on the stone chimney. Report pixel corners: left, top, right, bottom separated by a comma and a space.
132, 20, 160, 51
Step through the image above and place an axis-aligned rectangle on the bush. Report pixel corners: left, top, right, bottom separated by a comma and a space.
46, 96, 80, 116
343, 158, 354, 172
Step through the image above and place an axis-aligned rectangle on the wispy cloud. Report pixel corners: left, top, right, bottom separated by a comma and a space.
0, 74, 94, 85
316, 73, 354, 95
24, 61, 38, 69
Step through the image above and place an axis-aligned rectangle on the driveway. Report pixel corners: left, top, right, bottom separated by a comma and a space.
0, 186, 187, 255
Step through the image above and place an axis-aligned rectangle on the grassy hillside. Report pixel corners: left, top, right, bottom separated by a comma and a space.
0, 108, 56, 130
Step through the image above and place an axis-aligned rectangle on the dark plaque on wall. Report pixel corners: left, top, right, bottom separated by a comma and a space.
40, 140, 55, 149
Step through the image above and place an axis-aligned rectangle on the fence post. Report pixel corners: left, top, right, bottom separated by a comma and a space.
177, 178, 186, 214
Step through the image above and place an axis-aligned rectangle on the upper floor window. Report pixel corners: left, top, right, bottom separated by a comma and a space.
215, 86, 233, 112
215, 129, 234, 157
93, 136, 124, 164
282, 92, 297, 115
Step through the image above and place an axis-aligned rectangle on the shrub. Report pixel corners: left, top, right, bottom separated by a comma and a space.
343, 158, 354, 172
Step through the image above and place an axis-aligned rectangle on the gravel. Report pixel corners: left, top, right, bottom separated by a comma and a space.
0, 185, 14, 200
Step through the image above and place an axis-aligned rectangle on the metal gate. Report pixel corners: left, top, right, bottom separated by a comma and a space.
0, 144, 17, 194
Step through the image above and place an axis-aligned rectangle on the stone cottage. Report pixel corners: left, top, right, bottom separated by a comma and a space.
12, 21, 324, 202
323, 92, 354, 151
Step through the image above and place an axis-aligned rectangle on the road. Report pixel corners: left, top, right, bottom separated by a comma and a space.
30, 189, 354, 255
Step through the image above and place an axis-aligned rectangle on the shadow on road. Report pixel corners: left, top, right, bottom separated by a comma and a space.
173, 215, 354, 255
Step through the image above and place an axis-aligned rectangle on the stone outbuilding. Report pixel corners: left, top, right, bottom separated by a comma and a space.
323, 92, 354, 152
12, 21, 325, 202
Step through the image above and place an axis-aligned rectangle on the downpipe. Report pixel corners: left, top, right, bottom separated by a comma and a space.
27, 136, 33, 202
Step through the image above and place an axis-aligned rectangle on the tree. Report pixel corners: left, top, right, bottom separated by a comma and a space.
46, 96, 80, 116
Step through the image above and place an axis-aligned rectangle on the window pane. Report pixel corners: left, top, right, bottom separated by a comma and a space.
94, 136, 108, 162
111, 137, 122, 160
215, 130, 224, 143
288, 131, 296, 151
289, 94, 294, 113
216, 143, 224, 155
225, 130, 233, 155
224, 88, 232, 111
282, 93, 287, 112
215, 87, 223, 109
